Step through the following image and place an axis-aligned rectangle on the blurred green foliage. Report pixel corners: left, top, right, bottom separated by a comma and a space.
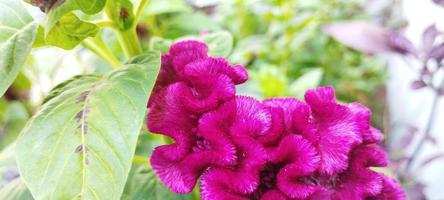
140, 0, 386, 126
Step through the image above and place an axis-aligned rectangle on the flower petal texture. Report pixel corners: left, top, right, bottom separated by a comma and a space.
147, 40, 248, 193
147, 40, 405, 199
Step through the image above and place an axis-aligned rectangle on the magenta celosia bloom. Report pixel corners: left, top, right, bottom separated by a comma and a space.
147, 40, 405, 199
148, 40, 248, 193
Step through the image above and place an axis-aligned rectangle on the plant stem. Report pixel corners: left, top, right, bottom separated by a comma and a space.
116, 29, 143, 57
191, 187, 200, 200
104, 0, 144, 58
95, 20, 117, 29
82, 37, 121, 68
404, 77, 444, 171
134, 0, 150, 24
133, 155, 149, 165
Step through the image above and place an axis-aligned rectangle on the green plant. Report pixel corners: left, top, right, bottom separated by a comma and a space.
0, 0, 231, 199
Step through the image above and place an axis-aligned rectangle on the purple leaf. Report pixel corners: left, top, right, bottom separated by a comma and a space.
387, 31, 417, 55
433, 0, 444, 7
419, 153, 444, 168
420, 66, 432, 76
322, 21, 416, 55
322, 21, 394, 54
429, 43, 444, 62
423, 24, 438, 52
411, 80, 427, 89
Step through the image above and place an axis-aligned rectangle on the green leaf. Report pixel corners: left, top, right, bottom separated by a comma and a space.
105, 0, 135, 31
42, 75, 100, 104
32, 26, 46, 48
31, 0, 105, 49
0, 0, 38, 96
149, 37, 172, 53
45, 0, 106, 31
0, 145, 17, 188
0, 144, 33, 200
122, 165, 192, 200
45, 12, 99, 50
202, 31, 234, 57
145, 0, 191, 16
0, 101, 29, 150
16, 52, 161, 200
11, 72, 32, 92
257, 66, 287, 98
288, 68, 324, 98
0, 179, 33, 200
162, 12, 221, 39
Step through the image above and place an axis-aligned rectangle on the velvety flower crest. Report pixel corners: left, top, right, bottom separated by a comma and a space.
146, 40, 405, 200
148, 40, 248, 193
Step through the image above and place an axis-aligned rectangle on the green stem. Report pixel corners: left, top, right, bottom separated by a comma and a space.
104, 0, 143, 58
116, 28, 143, 58
95, 20, 117, 29
133, 155, 149, 165
191, 187, 200, 200
134, 0, 150, 24
82, 36, 121, 68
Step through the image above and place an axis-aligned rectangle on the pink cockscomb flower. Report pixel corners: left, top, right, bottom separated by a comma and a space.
198, 87, 405, 200
147, 40, 248, 193
147, 40, 405, 199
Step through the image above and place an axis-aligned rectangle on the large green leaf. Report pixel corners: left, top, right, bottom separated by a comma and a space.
122, 165, 193, 200
0, 0, 38, 96
16, 52, 161, 200
0, 179, 33, 200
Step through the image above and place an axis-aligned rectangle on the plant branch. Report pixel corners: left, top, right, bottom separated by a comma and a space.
95, 20, 117, 29
134, 0, 150, 25
404, 76, 444, 171
82, 37, 121, 68
104, 0, 143, 58
116, 29, 143, 58
133, 154, 149, 165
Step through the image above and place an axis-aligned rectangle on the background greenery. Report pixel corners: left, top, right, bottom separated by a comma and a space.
0, 0, 387, 199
